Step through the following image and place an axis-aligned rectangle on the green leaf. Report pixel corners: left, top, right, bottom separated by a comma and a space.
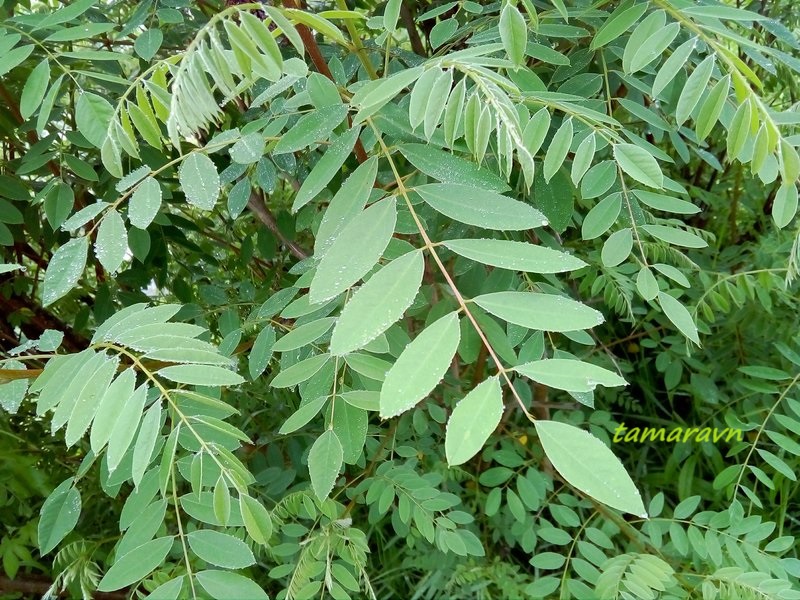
38, 479, 81, 554
158, 365, 244, 386
332, 398, 367, 464
91, 369, 136, 453
95, 209, 127, 273
641, 224, 708, 248
613, 144, 663, 188
107, 384, 148, 473
132, 402, 162, 487
20, 59, 51, 120
695, 74, 730, 140
129, 177, 162, 229
230, 133, 265, 165
43, 237, 88, 306
657, 292, 700, 344
380, 312, 460, 418
143, 577, 184, 600
652, 36, 697, 97
633, 190, 700, 215
134, 28, 163, 61
314, 157, 378, 256
97, 536, 173, 591
249, 326, 276, 380
384, 0, 402, 31
35, 0, 98, 29
309, 196, 396, 304
636, 267, 659, 301
195, 570, 269, 600
443, 238, 586, 273
37, 74, 64, 135
590, 2, 648, 50
352, 67, 424, 123
409, 67, 443, 130
308, 429, 343, 500
499, 3, 527, 65
240, 495, 273, 545
601, 228, 633, 267
543, 117, 573, 183
398, 144, 509, 192
118, 500, 167, 557
273, 317, 336, 352
571, 133, 596, 185
629, 22, 679, 73
279, 395, 328, 434
274, 105, 348, 154
516, 359, 626, 392
179, 153, 219, 210
187, 530, 255, 568
330, 250, 424, 355
271, 354, 330, 388
416, 184, 547, 230
75, 92, 113, 148
44, 22, 115, 41
773, 184, 798, 229
675, 55, 715, 126
293, 127, 361, 212
535, 420, 647, 517
581, 193, 621, 240
64, 355, 118, 446
472, 292, 603, 332
445, 376, 503, 466
622, 10, 665, 73
0, 44, 34, 78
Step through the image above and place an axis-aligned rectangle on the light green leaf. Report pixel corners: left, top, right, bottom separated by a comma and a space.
129, 177, 162, 229
409, 67, 443, 130
308, 429, 343, 500
445, 376, 503, 466
652, 36, 697, 96
601, 228, 633, 267
330, 250, 424, 356
416, 184, 547, 230
523, 108, 551, 157
424, 68, 453, 140
622, 10, 665, 73
535, 420, 647, 517
293, 127, 361, 212
314, 157, 378, 256
0, 44, 34, 78
380, 312, 460, 418
43, 237, 88, 306
143, 577, 184, 600
107, 384, 148, 473
179, 153, 219, 210
590, 2, 649, 50
279, 395, 328, 434
695, 74, 730, 140
64, 355, 118, 446
773, 184, 798, 229
273, 317, 336, 352
158, 365, 244, 386
399, 144, 509, 192
543, 117, 573, 182
187, 530, 255, 568
657, 292, 700, 344
384, 0, 402, 31
499, 3, 527, 65
240, 495, 273, 546
641, 224, 708, 248
274, 105, 348, 154
230, 133, 265, 165
44, 22, 115, 42
309, 196, 396, 304
118, 500, 167, 557
636, 267, 659, 301
581, 193, 621, 240
35, 0, 97, 29
62, 202, 109, 231
472, 292, 603, 332
629, 22, 679, 73
195, 570, 269, 600
675, 55, 715, 126
20, 59, 51, 120
91, 369, 136, 453
633, 190, 700, 215
75, 92, 113, 148
132, 402, 162, 487
271, 354, 329, 388
443, 238, 586, 273
613, 144, 663, 188
95, 209, 127, 273
516, 359, 626, 392
97, 536, 173, 591
351, 67, 424, 123
0, 263, 23, 274
38, 479, 80, 554
249, 325, 276, 379
134, 28, 163, 61
571, 133, 596, 185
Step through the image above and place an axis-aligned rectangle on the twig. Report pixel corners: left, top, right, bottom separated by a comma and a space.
247, 190, 309, 259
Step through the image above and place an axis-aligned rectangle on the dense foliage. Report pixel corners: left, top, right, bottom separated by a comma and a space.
2, 0, 800, 598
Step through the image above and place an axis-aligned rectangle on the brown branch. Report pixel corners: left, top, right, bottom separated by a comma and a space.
0, 294, 89, 353
247, 190, 309, 260
0, 575, 128, 599
400, 3, 426, 56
